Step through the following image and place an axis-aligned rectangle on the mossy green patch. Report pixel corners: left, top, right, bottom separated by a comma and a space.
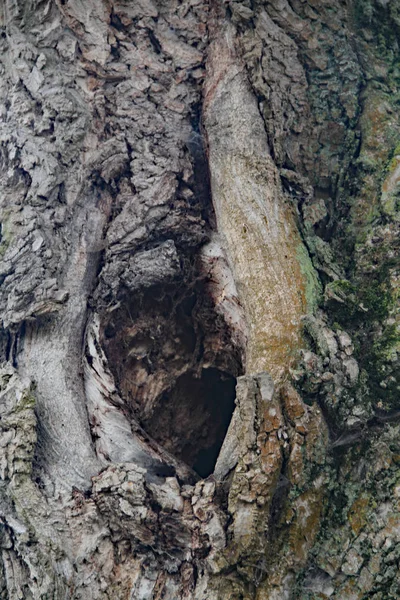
15, 390, 36, 412
296, 243, 322, 313
324, 279, 359, 323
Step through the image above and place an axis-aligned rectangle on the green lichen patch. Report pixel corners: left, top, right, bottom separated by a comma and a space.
353, 0, 400, 85
324, 279, 359, 323
296, 243, 323, 313
295, 425, 400, 598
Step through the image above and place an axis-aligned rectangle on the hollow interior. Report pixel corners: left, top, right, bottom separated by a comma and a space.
142, 368, 236, 478
101, 263, 243, 478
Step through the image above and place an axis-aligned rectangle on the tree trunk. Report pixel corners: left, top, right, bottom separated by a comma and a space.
1, 0, 400, 598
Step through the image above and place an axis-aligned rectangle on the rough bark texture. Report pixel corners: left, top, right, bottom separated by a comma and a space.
1, 0, 400, 598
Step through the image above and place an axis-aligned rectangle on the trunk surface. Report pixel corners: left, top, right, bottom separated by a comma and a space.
1, 1, 400, 598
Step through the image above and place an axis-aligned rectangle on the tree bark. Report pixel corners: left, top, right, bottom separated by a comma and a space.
1, 1, 400, 598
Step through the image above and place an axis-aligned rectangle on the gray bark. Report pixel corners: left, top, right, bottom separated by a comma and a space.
1, 0, 400, 599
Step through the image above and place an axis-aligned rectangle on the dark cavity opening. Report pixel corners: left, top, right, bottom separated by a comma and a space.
143, 368, 236, 478
101, 254, 243, 480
